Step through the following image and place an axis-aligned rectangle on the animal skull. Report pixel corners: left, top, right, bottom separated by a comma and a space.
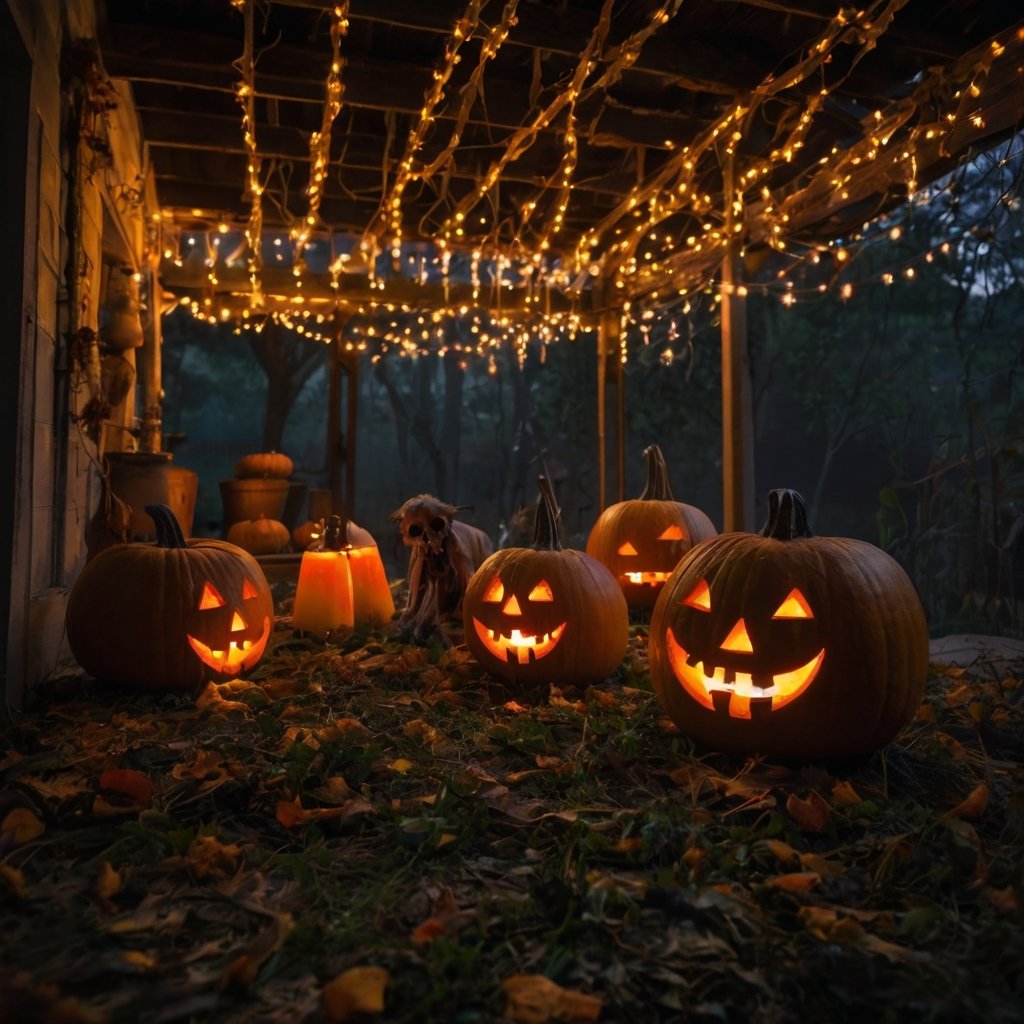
396, 497, 455, 555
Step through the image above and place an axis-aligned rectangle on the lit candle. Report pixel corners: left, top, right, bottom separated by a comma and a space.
292, 550, 354, 636
347, 544, 395, 626
292, 514, 353, 636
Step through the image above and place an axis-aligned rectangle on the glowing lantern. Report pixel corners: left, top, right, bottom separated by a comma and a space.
463, 477, 628, 687
292, 514, 395, 636
586, 444, 716, 609
65, 503, 273, 692
649, 488, 929, 760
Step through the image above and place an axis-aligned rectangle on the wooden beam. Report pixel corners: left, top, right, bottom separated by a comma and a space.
159, 259, 600, 323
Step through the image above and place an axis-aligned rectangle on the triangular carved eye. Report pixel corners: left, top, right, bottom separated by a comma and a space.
682, 579, 711, 611
483, 578, 504, 603
658, 525, 685, 541
242, 578, 260, 600
617, 542, 638, 556
772, 588, 813, 619
198, 583, 225, 610
528, 580, 554, 602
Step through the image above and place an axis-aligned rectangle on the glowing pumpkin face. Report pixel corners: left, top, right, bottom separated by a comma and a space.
463, 477, 628, 688
649, 489, 929, 760
66, 504, 274, 692
187, 576, 272, 675
471, 574, 567, 666
663, 577, 825, 719
586, 445, 716, 609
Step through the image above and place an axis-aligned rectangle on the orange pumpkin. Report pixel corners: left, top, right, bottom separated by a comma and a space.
234, 451, 294, 479
228, 514, 290, 554
463, 477, 627, 687
649, 489, 928, 760
586, 444, 716, 609
66, 504, 274, 692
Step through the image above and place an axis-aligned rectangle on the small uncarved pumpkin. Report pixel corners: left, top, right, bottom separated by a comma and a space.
234, 451, 294, 479
66, 504, 274, 692
586, 445, 716, 609
648, 488, 929, 760
228, 514, 290, 555
292, 518, 376, 551
463, 477, 628, 688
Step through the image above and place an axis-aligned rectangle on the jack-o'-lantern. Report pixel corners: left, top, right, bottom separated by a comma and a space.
66, 504, 274, 692
463, 477, 628, 687
586, 445, 716, 609
649, 489, 928, 760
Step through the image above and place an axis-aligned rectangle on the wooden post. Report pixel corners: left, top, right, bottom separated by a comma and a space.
615, 339, 625, 503
720, 154, 755, 531
327, 314, 356, 516
596, 308, 612, 511
138, 259, 163, 453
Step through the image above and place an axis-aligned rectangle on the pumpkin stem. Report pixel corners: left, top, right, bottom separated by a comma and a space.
638, 444, 675, 501
761, 489, 814, 540
146, 503, 188, 549
532, 476, 563, 551
323, 514, 346, 551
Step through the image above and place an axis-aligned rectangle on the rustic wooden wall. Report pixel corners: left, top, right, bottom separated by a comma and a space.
3, 0, 151, 708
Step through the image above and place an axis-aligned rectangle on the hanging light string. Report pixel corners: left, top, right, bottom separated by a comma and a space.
623, 17, 1024, 306
416, 0, 520, 186
585, 0, 910, 291
231, 0, 265, 310
436, 0, 616, 255
365, 0, 485, 266
292, 2, 350, 261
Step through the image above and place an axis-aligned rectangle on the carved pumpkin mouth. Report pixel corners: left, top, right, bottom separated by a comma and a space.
472, 619, 566, 665
665, 628, 824, 719
188, 616, 272, 676
622, 571, 672, 586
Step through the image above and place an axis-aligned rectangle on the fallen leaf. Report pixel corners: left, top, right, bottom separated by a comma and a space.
0, 863, 26, 897
96, 860, 122, 900
186, 834, 242, 879
830, 780, 863, 807
98, 769, 153, 807
502, 974, 602, 1023
943, 782, 989, 820
220, 913, 293, 991
764, 871, 821, 893
785, 790, 830, 832
322, 966, 389, 1020
1, 807, 44, 846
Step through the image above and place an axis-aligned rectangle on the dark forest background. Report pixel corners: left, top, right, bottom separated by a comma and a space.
160, 141, 1024, 639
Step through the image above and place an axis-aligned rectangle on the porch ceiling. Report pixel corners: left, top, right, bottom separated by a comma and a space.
94, 0, 1024, 307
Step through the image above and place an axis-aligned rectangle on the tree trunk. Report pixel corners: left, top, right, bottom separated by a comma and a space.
247, 321, 325, 453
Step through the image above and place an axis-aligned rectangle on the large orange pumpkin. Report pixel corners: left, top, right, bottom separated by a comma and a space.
66, 504, 274, 692
463, 477, 628, 688
586, 444, 716, 609
648, 489, 928, 760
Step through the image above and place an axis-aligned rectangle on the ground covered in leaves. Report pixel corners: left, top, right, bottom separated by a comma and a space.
2, 592, 1023, 1024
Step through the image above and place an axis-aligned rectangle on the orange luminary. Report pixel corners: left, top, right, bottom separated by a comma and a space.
292, 514, 395, 636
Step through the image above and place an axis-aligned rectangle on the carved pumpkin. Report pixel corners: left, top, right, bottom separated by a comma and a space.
463, 477, 628, 687
66, 504, 274, 692
228, 514, 290, 555
586, 445, 716, 609
234, 451, 294, 479
649, 489, 928, 760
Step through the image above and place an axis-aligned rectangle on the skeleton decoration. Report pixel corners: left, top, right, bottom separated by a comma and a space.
391, 494, 494, 643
